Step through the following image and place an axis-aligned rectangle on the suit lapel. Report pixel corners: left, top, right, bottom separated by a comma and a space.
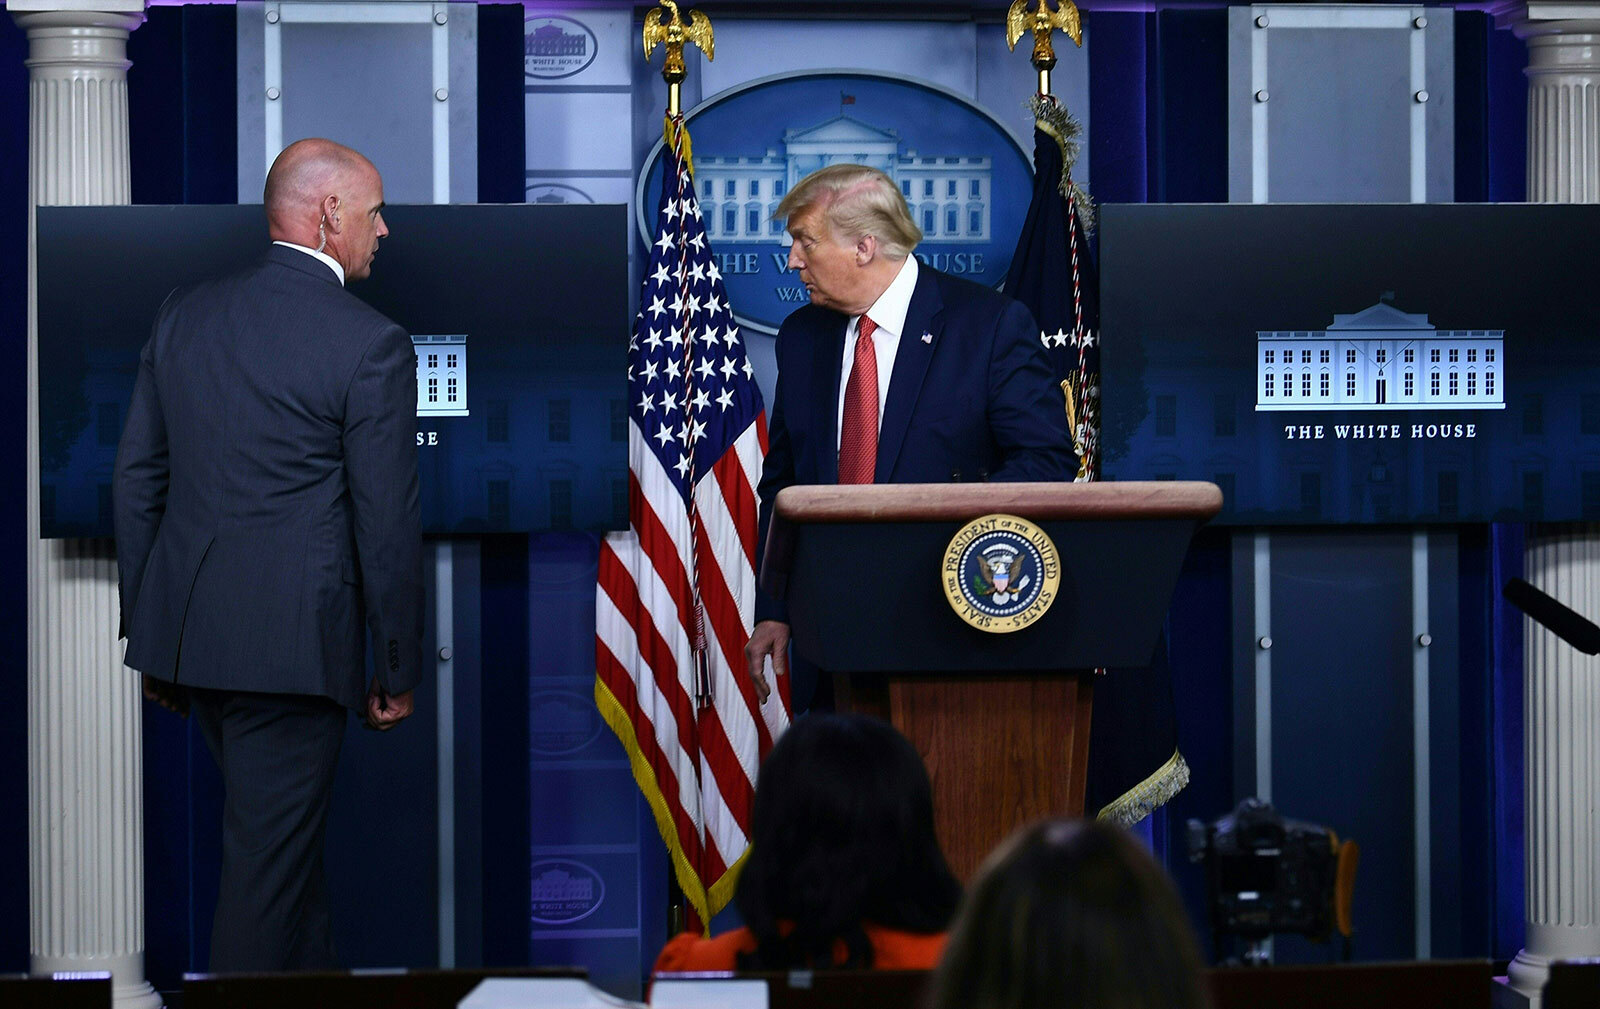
814, 312, 847, 485
876, 267, 944, 481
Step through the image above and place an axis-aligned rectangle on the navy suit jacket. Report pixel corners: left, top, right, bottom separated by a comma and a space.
755, 263, 1074, 622
114, 245, 424, 710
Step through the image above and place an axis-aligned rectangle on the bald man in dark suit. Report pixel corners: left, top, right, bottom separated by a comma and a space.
114, 138, 423, 971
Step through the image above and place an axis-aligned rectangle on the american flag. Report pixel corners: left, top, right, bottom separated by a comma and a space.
595, 117, 790, 926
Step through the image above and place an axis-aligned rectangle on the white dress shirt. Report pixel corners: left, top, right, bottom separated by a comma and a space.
273, 240, 345, 286
836, 254, 920, 451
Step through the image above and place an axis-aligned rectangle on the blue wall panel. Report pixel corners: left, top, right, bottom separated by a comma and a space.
1088, 11, 1150, 205
0, 6, 29, 979
481, 534, 533, 967
1455, 12, 1491, 203
128, 5, 237, 205
1427, 532, 1464, 958
1152, 8, 1228, 204
1454, 10, 1528, 205
478, 3, 527, 205
524, 533, 667, 999
1161, 525, 1237, 957
1268, 530, 1420, 963
324, 562, 443, 968
453, 541, 487, 967
1486, 18, 1529, 203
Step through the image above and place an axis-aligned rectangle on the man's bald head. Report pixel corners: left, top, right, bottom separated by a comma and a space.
264, 139, 390, 282
265, 139, 371, 238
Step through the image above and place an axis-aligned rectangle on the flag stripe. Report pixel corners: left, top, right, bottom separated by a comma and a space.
598, 550, 697, 777
690, 490, 771, 756
688, 537, 766, 772
711, 434, 761, 570
597, 544, 703, 824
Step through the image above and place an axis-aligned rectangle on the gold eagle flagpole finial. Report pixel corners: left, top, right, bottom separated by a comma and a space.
643, 0, 714, 118
1005, 0, 1083, 97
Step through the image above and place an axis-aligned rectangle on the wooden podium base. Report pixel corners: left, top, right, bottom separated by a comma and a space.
836, 672, 1094, 881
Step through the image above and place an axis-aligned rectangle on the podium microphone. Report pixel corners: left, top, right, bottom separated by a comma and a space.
1502, 577, 1600, 655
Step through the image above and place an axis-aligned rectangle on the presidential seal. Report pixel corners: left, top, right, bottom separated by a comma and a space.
942, 513, 1061, 633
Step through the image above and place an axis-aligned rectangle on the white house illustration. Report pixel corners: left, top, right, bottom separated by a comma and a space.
525, 22, 585, 58
531, 868, 594, 903
413, 334, 468, 417
694, 114, 991, 243
1255, 302, 1505, 412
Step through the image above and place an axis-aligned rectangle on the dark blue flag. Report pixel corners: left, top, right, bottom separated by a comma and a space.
1003, 95, 1188, 826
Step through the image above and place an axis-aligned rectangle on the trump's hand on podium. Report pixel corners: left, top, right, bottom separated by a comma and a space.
744, 620, 790, 704
364, 677, 415, 731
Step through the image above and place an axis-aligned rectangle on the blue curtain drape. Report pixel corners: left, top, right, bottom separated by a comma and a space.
1490, 522, 1526, 959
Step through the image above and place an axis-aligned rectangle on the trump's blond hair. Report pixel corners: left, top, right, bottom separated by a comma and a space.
775, 163, 922, 259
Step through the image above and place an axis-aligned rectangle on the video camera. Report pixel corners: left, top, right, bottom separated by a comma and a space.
1186, 798, 1357, 963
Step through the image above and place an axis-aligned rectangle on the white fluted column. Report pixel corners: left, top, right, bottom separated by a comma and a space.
1489, 8, 1600, 1005
1518, 12, 1600, 199
1508, 531, 1600, 1002
11, 3, 159, 1007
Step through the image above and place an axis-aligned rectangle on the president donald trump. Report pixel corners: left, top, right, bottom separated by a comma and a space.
744, 163, 1073, 708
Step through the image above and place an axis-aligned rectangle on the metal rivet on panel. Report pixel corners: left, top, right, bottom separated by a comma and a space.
1255, 14, 1269, 28
1255, 90, 1270, 103
1258, 636, 1272, 650
266, 86, 281, 101
439, 646, 453, 661
434, 10, 447, 24
1415, 90, 1429, 103
1414, 16, 1428, 28
435, 88, 449, 102
266, 7, 280, 23
1418, 633, 1433, 647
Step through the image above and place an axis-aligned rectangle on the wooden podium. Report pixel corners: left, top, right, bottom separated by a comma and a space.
761, 481, 1221, 879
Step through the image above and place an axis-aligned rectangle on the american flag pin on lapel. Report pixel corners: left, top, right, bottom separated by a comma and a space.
920, 331, 933, 344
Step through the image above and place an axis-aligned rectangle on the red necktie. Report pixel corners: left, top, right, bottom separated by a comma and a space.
839, 315, 879, 484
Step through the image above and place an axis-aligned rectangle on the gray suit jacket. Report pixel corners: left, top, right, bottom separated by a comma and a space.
114, 244, 424, 710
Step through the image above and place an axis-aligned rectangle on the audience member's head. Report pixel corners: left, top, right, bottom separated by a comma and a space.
734, 712, 961, 969
931, 818, 1210, 1009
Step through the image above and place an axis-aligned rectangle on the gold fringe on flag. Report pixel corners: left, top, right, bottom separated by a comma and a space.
1030, 93, 1095, 234
1096, 748, 1191, 828
595, 677, 748, 932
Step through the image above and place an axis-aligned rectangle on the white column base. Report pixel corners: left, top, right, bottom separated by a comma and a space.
1503, 922, 1600, 1004
33, 952, 163, 1009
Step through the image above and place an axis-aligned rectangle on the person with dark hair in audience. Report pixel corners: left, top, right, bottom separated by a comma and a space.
653, 713, 962, 972
931, 818, 1211, 1009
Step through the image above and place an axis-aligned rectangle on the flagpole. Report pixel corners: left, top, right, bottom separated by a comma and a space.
645, 0, 716, 706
